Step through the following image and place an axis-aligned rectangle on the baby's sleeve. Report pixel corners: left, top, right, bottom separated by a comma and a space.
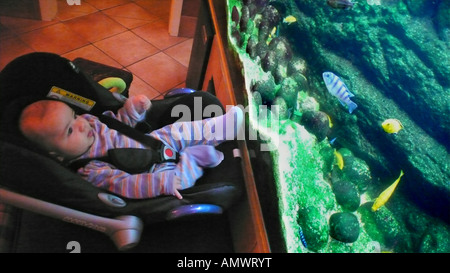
102, 97, 146, 127
77, 160, 178, 199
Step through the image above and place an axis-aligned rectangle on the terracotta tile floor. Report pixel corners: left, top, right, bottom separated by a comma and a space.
0, 0, 193, 99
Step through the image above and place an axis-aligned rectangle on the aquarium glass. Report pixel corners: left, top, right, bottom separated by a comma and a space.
226, 0, 449, 253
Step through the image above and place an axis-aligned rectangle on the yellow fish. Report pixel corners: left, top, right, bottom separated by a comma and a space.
382, 119, 404, 134
372, 170, 404, 212
326, 113, 333, 128
266, 26, 278, 45
283, 15, 297, 25
334, 149, 344, 170
270, 26, 277, 37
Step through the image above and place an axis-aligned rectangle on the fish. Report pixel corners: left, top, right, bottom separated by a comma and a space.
371, 170, 404, 212
322, 72, 358, 114
298, 227, 308, 248
382, 119, 404, 134
283, 15, 297, 25
266, 26, 279, 45
325, 113, 334, 128
334, 149, 344, 170
329, 137, 337, 145
327, 0, 355, 10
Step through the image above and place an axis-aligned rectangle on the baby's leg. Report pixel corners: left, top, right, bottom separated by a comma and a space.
175, 145, 224, 190
150, 106, 244, 151
202, 105, 244, 143
175, 150, 204, 190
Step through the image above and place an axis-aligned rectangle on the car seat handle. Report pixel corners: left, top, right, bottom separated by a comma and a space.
0, 188, 143, 251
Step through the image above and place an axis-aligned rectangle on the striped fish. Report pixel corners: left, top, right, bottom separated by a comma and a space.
322, 72, 358, 114
298, 227, 308, 248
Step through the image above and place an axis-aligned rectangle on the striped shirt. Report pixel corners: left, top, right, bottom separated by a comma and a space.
74, 97, 224, 199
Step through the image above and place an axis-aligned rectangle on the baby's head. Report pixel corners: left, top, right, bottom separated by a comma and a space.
19, 100, 95, 161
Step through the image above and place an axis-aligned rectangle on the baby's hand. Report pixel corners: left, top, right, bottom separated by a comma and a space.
131, 95, 151, 114
172, 175, 183, 200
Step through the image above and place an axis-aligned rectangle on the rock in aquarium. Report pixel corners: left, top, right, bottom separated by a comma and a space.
300, 111, 331, 142
231, 6, 240, 26
287, 57, 308, 79
268, 37, 293, 63
246, 36, 259, 59
261, 50, 278, 73
332, 180, 360, 212
251, 76, 277, 103
297, 206, 329, 251
329, 212, 360, 243
261, 5, 280, 28
340, 155, 372, 193
239, 5, 250, 32
272, 97, 289, 120
278, 77, 299, 109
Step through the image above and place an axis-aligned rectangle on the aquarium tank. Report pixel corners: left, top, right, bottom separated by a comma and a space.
226, 0, 449, 253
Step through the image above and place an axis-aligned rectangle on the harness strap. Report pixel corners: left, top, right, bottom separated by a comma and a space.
99, 114, 162, 149
67, 155, 109, 172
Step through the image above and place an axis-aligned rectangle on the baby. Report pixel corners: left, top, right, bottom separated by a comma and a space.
19, 94, 243, 200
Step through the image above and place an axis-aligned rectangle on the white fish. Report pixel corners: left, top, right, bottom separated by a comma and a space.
322, 72, 358, 114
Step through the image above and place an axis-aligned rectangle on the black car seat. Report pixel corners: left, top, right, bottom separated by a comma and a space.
0, 52, 244, 251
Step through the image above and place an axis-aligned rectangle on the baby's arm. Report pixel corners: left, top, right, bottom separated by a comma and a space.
78, 160, 182, 199
77, 146, 223, 199
103, 95, 151, 127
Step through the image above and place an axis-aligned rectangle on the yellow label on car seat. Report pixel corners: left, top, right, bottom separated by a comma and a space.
47, 86, 96, 111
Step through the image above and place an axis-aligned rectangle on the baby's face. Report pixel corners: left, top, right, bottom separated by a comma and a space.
42, 102, 95, 160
